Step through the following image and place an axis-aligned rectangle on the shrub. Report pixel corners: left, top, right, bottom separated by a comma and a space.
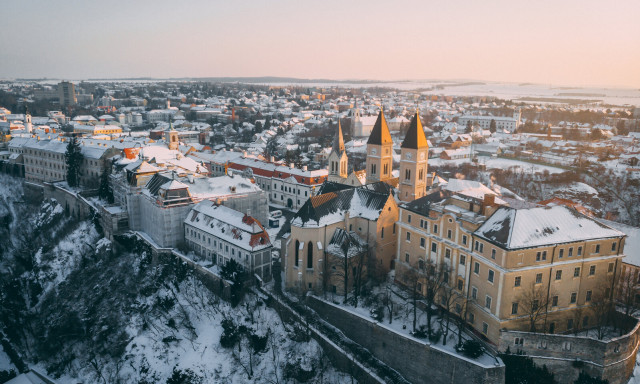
219, 318, 240, 348
457, 339, 484, 358
370, 306, 384, 322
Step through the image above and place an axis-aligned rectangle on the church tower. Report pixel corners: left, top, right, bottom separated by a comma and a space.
366, 110, 393, 183
327, 120, 348, 182
399, 111, 429, 202
165, 121, 179, 151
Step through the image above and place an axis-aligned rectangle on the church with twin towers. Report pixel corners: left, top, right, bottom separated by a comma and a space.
285, 109, 430, 295
326, 109, 430, 201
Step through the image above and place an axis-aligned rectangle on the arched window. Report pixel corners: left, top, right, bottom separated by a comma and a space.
295, 240, 300, 267
307, 241, 313, 268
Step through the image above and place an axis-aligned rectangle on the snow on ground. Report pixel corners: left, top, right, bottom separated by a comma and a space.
429, 156, 566, 174
36, 220, 101, 294
0, 345, 16, 372
318, 274, 500, 368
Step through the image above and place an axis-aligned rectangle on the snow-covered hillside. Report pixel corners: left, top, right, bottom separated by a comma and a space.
0, 175, 353, 383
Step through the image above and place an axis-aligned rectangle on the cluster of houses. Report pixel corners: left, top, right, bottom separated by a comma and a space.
1, 81, 640, 382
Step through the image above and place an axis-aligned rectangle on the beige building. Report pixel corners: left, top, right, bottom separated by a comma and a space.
285, 182, 398, 294
396, 189, 626, 344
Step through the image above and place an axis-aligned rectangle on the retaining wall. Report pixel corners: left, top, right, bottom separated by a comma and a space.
307, 296, 505, 384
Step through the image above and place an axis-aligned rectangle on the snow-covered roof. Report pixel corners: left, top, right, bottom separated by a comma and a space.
475, 205, 625, 250
185, 200, 271, 251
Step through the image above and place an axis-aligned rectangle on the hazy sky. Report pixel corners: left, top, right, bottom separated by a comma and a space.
2, 0, 639, 88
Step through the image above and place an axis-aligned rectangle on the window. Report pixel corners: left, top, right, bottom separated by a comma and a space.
407, 214, 412, 223
511, 302, 518, 315
406, 232, 411, 242
295, 240, 300, 267
577, 246, 582, 256
552, 295, 558, 307
586, 290, 592, 302
381, 228, 384, 239
431, 243, 437, 253
405, 253, 410, 263
491, 249, 496, 259
420, 219, 424, 228
559, 249, 564, 258
485, 295, 492, 310
420, 238, 425, 248
393, 223, 396, 234
462, 235, 468, 245
555, 270, 562, 280
488, 270, 494, 283
574, 267, 581, 277
433, 224, 438, 234
460, 255, 466, 265
536, 251, 541, 261
594, 244, 600, 254
535, 273, 542, 284
469, 313, 475, 324
482, 322, 488, 335
444, 272, 449, 283
608, 262, 614, 273
567, 318, 574, 330
471, 286, 478, 300
514, 337, 524, 346
457, 279, 463, 290
569, 247, 573, 257
447, 229, 452, 239
405, 169, 411, 181
307, 242, 313, 268
474, 262, 480, 274
612, 242, 617, 252
570, 292, 577, 304
445, 249, 451, 259
514, 276, 521, 287
583, 316, 589, 327
418, 259, 424, 270
589, 265, 596, 275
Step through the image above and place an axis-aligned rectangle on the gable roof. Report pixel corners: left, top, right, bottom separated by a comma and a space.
367, 110, 392, 145
292, 184, 392, 228
474, 205, 624, 250
401, 112, 429, 149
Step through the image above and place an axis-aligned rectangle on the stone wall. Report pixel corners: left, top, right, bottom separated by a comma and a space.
499, 314, 640, 384
307, 296, 505, 384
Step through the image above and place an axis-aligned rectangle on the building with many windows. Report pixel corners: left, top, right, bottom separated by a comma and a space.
396, 187, 626, 344
184, 200, 272, 281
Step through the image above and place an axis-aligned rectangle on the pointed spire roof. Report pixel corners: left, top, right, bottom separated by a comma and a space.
401, 111, 429, 149
367, 109, 392, 145
332, 119, 345, 154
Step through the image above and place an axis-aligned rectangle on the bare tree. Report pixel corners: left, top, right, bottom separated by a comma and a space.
423, 259, 450, 334
439, 282, 459, 346
327, 231, 368, 305
618, 269, 639, 317
517, 283, 553, 332
401, 264, 423, 332
591, 281, 614, 340
455, 295, 471, 347
380, 287, 394, 324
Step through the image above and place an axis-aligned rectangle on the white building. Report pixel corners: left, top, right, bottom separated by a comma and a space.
184, 201, 273, 281
458, 111, 521, 132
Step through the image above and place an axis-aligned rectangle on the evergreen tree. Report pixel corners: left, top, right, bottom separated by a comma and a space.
465, 120, 473, 134
489, 119, 497, 133
98, 162, 114, 203
65, 137, 84, 188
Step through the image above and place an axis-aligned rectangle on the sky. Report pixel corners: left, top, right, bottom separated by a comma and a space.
1, 0, 639, 88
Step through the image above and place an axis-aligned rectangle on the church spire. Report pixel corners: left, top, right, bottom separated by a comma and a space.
401, 110, 428, 149
332, 119, 345, 154
367, 109, 392, 145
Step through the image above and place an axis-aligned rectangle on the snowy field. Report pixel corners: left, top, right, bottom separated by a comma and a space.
429, 156, 566, 174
